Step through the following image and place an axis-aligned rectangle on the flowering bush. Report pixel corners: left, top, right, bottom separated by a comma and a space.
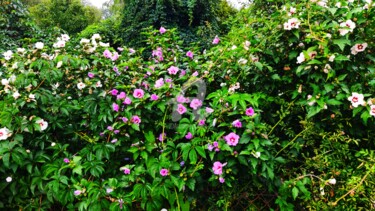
1, 0, 375, 210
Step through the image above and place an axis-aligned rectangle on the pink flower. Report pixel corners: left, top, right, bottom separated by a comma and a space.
123, 97, 132, 105
246, 107, 255, 116
107, 126, 113, 131
133, 89, 144, 98
212, 161, 225, 175
121, 117, 128, 122
224, 132, 240, 146
131, 116, 141, 124
232, 119, 242, 128
186, 51, 194, 59
111, 52, 119, 61
150, 94, 159, 101
212, 36, 220, 44
206, 107, 214, 114
219, 177, 225, 183
160, 168, 169, 176
180, 70, 186, 76
154, 78, 164, 88
165, 78, 172, 83
103, 49, 112, 58
111, 89, 119, 96
112, 103, 119, 112
168, 66, 179, 75
88, 72, 94, 78
351, 43, 368, 55
177, 104, 187, 115
117, 92, 126, 100
370, 105, 375, 117
159, 27, 166, 34
152, 47, 163, 61
348, 92, 365, 107
192, 71, 198, 77
63, 158, 70, 163
74, 190, 82, 196
177, 95, 186, 103
158, 133, 166, 141
198, 119, 205, 126
123, 168, 131, 174
190, 99, 202, 110
185, 132, 193, 139
207, 144, 214, 151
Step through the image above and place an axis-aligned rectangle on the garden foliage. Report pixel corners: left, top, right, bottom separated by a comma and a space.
1, 0, 375, 210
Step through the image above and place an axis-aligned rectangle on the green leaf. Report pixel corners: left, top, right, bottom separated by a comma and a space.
189, 149, 198, 164
333, 39, 351, 51
326, 99, 342, 106
195, 146, 206, 159
292, 186, 299, 200
73, 166, 83, 175
239, 134, 251, 144
3, 153, 10, 168
144, 131, 155, 143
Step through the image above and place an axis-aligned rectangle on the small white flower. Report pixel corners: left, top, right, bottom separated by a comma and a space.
92, 34, 101, 40
339, 20, 356, 36
328, 178, 336, 185
212, 118, 217, 127
6, 177, 12, 183
36, 119, 48, 131
80, 38, 90, 45
252, 152, 261, 158
329, 55, 335, 62
35, 42, 44, 49
51, 142, 56, 147
17, 48, 26, 54
55, 40, 65, 48
12, 91, 21, 99
26, 149, 30, 153
56, 61, 63, 68
231, 45, 237, 50
348, 92, 365, 107
0, 127, 10, 140
2, 50, 13, 60
77, 82, 86, 90
61, 34, 70, 41
96, 81, 102, 88
320, 187, 325, 196
161, 209, 168, 211
99, 42, 110, 47
297, 52, 305, 64
238, 58, 248, 65
351, 43, 368, 55
106, 188, 113, 194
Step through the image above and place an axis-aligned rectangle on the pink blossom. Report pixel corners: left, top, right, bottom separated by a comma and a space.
74, 190, 82, 196
246, 107, 255, 116
212, 36, 220, 44
177, 95, 186, 103
117, 92, 126, 100
123, 97, 132, 105
63, 158, 70, 163
123, 168, 131, 174
150, 94, 159, 101
154, 78, 164, 88
152, 47, 163, 61
111, 52, 119, 61
131, 116, 141, 124
160, 168, 169, 176
112, 103, 119, 112
232, 119, 242, 128
185, 132, 193, 140
165, 78, 172, 83
103, 49, 112, 58
111, 89, 119, 96
212, 161, 225, 175
186, 51, 194, 59
177, 104, 187, 115
133, 89, 144, 98
198, 119, 205, 126
107, 126, 113, 131
206, 107, 214, 114
370, 105, 375, 117
224, 132, 240, 146
122, 117, 128, 122
159, 27, 166, 34
213, 141, 219, 147
180, 70, 186, 76
158, 133, 166, 142
348, 92, 365, 107
192, 71, 198, 77
219, 177, 225, 183
207, 144, 214, 151
88, 72, 94, 78
190, 99, 202, 110
168, 66, 179, 75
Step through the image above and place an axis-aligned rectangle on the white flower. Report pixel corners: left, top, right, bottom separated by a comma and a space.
339, 20, 356, 36
348, 92, 365, 107
55, 40, 66, 48
51, 142, 56, 147
92, 34, 101, 40
328, 178, 336, 185
56, 61, 63, 68
252, 152, 261, 158
77, 82, 86, 90
323, 64, 331, 74
2, 50, 13, 60
17, 48, 26, 54
231, 45, 237, 50
80, 38, 90, 45
61, 34, 70, 41
36, 119, 48, 131
297, 52, 305, 64
212, 118, 217, 127
99, 42, 110, 47
12, 91, 20, 99
284, 18, 301, 30
335, 2, 341, 7
329, 55, 335, 62
320, 187, 325, 196
35, 42, 44, 49
0, 127, 10, 140
160, 209, 168, 211
6, 177, 12, 183
1, 79, 9, 86
238, 58, 248, 65
12, 62, 18, 69
106, 188, 113, 194
317, 1, 328, 7
289, 7, 296, 15
351, 43, 368, 55
28, 94, 36, 101
96, 81, 102, 88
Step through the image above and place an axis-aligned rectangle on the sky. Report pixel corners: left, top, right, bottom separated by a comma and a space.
87, 0, 249, 10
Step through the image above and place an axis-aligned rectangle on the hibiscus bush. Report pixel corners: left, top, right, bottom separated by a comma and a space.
1, 0, 375, 210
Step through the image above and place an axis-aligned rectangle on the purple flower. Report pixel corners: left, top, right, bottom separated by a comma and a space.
224, 132, 240, 146
131, 116, 141, 124
158, 133, 166, 142
160, 168, 169, 176
88, 72, 94, 78
103, 49, 112, 58
212, 36, 220, 44
111, 52, 119, 61
123, 168, 131, 174
152, 47, 163, 61
129, 48, 135, 54
190, 99, 202, 110
206, 107, 214, 114
123, 97, 132, 105
177, 104, 187, 115
207, 144, 214, 151
177, 95, 186, 103
133, 89, 144, 99
112, 103, 119, 112
212, 161, 225, 175
246, 107, 255, 116
111, 89, 119, 96
159, 27, 166, 34
117, 92, 126, 100
114, 130, 120, 134
192, 71, 198, 77
185, 132, 193, 140
213, 141, 219, 147
117, 47, 124, 51
186, 51, 194, 59
165, 78, 172, 83
232, 119, 242, 128
154, 78, 164, 88
180, 161, 185, 167
219, 177, 225, 183
107, 126, 113, 131
180, 70, 186, 76
168, 66, 179, 75
63, 158, 70, 163
74, 190, 82, 196
198, 119, 205, 126
121, 117, 128, 123
111, 139, 118, 143
113, 66, 118, 72
150, 94, 159, 101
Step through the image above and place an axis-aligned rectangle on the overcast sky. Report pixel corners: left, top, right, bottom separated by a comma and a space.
87, 0, 249, 10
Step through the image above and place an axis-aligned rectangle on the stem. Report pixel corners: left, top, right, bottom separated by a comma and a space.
34, 78, 46, 91
268, 101, 295, 136
174, 187, 181, 211
331, 164, 374, 206
275, 126, 309, 157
